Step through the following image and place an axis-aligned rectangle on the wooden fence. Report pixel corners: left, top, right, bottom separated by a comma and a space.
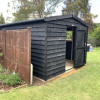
0, 28, 31, 85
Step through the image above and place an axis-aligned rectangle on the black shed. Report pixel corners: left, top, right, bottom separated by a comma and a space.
0, 15, 88, 80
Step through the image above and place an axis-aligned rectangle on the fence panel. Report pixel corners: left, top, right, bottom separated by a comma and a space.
0, 28, 31, 84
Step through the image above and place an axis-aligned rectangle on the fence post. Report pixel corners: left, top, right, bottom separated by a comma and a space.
27, 27, 33, 85
30, 64, 33, 85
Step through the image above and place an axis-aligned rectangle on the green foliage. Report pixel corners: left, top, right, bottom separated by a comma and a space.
0, 48, 22, 86
0, 74, 7, 83
62, 0, 97, 31
5, 73, 23, 86
0, 48, 3, 64
0, 64, 9, 74
88, 26, 100, 39
63, 0, 89, 16
12, 0, 32, 22
0, 64, 23, 86
66, 31, 72, 39
0, 64, 3, 68
8, 0, 62, 22
0, 52, 3, 57
0, 64, 10, 84
93, 23, 100, 28
0, 14, 5, 24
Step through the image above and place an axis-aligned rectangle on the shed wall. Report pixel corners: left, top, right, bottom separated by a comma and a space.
45, 23, 67, 80
0, 22, 47, 80
48, 18, 87, 30
45, 18, 88, 80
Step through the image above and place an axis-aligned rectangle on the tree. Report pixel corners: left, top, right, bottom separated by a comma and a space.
8, 0, 62, 22
0, 14, 5, 24
63, 0, 90, 17
12, 0, 32, 22
88, 26, 100, 39
62, 0, 97, 31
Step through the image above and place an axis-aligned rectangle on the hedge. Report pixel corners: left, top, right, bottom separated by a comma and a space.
88, 38, 100, 46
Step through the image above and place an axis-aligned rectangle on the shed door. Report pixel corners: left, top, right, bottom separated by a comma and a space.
74, 29, 87, 68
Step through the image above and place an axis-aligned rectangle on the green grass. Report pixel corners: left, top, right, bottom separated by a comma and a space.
0, 47, 100, 100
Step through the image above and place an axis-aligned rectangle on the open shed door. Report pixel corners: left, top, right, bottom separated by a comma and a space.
74, 29, 87, 68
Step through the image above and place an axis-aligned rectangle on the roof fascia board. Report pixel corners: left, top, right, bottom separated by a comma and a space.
72, 15, 88, 27
0, 18, 44, 28
44, 15, 88, 27
44, 15, 73, 21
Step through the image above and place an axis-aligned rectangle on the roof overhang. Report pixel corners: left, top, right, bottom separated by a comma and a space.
44, 15, 88, 27
0, 15, 88, 28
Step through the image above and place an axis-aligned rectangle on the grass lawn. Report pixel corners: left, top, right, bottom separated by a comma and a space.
0, 47, 100, 100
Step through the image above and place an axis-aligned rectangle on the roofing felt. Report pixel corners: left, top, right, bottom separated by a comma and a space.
0, 15, 88, 28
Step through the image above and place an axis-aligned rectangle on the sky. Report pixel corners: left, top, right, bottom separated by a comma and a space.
0, 0, 100, 23
90, 0, 100, 23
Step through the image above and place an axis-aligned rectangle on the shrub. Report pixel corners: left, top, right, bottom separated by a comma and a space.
0, 64, 8, 84
0, 65, 23, 86
0, 64, 9, 74
88, 26, 100, 39
0, 48, 23, 86
0, 52, 3, 57
0, 64, 3, 68
5, 73, 23, 86
0, 74, 7, 84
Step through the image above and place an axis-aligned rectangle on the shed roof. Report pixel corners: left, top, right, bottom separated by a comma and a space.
0, 15, 88, 28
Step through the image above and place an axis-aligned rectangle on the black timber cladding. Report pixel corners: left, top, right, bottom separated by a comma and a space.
0, 21, 47, 80
0, 15, 88, 80
44, 16, 88, 80
45, 23, 66, 80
